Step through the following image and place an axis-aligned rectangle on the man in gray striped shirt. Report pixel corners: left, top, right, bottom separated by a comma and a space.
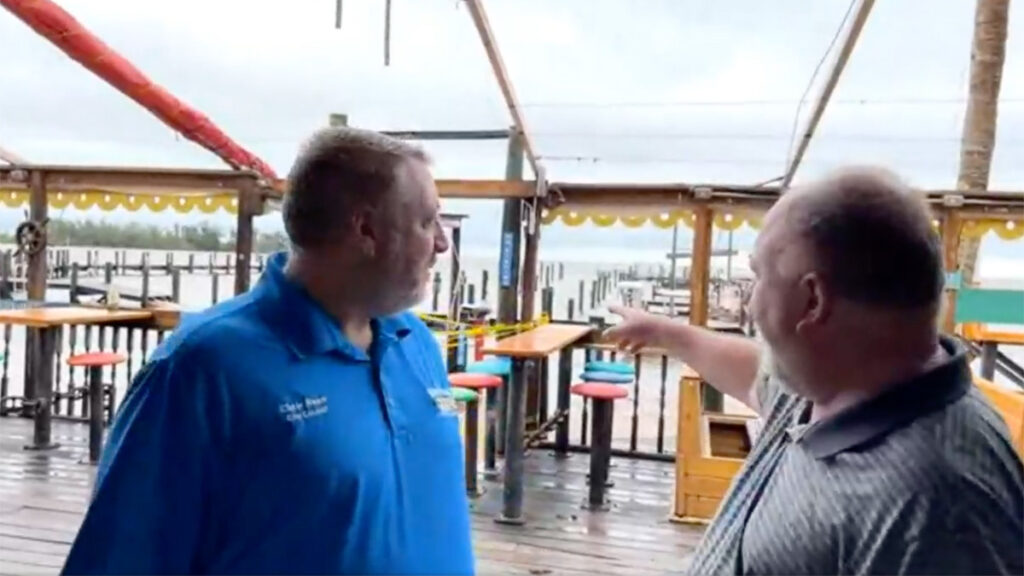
607, 167, 1024, 575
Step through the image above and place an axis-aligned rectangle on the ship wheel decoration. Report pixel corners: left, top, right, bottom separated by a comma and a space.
14, 213, 49, 257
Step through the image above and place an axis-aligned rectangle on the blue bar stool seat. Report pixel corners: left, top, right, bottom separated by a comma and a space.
584, 360, 635, 375
580, 371, 634, 385
466, 356, 511, 376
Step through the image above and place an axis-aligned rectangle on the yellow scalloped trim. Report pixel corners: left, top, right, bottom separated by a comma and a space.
0, 188, 238, 215
541, 207, 759, 231
541, 207, 1020, 240
961, 219, 1024, 240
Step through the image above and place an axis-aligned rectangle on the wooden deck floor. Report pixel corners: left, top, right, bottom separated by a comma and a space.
0, 418, 703, 575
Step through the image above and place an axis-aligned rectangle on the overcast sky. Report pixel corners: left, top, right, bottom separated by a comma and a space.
1, 0, 1022, 259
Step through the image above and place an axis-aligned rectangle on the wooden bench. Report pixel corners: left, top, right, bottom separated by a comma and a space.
671, 368, 756, 524
671, 371, 1024, 524
975, 376, 1024, 457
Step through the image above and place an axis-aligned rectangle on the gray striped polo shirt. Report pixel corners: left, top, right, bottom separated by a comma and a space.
687, 336, 1024, 575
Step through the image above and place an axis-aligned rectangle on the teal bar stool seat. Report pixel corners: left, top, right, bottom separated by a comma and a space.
464, 356, 511, 472
466, 357, 511, 376
580, 371, 634, 385
584, 360, 634, 375
452, 387, 479, 403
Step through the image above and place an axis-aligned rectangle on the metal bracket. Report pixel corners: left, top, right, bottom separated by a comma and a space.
942, 194, 965, 208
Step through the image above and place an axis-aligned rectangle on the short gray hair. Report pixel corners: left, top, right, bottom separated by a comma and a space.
283, 126, 430, 249
790, 167, 943, 310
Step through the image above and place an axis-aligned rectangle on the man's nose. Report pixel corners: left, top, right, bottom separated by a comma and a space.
435, 229, 450, 254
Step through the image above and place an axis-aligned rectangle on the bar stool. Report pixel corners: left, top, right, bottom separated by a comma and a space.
67, 351, 126, 464
450, 372, 503, 495
466, 356, 511, 454
463, 358, 511, 461
571, 382, 628, 510
578, 369, 633, 452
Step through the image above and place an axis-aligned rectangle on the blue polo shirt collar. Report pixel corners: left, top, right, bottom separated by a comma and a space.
255, 252, 411, 361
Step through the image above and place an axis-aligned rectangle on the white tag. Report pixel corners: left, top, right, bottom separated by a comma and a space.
428, 389, 458, 416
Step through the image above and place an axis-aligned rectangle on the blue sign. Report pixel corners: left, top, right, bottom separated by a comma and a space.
499, 232, 514, 288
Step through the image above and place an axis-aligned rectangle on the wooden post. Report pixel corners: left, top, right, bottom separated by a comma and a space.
234, 183, 257, 295
171, 268, 182, 303
940, 211, 962, 334
690, 206, 722, 412
141, 257, 150, 308
26, 171, 47, 301
497, 130, 524, 327
432, 272, 442, 312
495, 129, 524, 458
521, 200, 543, 430
23, 171, 48, 402
446, 224, 464, 372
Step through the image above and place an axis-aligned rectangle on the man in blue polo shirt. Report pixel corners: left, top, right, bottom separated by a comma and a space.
62, 127, 475, 574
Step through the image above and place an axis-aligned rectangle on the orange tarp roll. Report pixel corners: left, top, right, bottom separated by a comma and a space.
1, 0, 278, 180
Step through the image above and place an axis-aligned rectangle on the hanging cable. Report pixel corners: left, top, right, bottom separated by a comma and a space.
384, 0, 393, 66
784, 0, 858, 170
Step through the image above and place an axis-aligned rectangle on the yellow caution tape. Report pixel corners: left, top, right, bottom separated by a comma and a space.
415, 312, 551, 348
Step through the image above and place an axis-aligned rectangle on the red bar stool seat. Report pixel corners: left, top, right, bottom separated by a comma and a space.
67, 352, 126, 464
571, 382, 628, 510
449, 372, 504, 495
449, 373, 502, 390
67, 352, 126, 367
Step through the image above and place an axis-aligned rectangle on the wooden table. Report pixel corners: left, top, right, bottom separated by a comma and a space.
0, 306, 154, 450
480, 323, 594, 524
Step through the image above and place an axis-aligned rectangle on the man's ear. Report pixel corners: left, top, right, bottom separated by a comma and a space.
350, 205, 379, 258
795, 272, 831, 335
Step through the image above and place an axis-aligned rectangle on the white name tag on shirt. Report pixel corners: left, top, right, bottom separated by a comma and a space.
427, 389, 459, 416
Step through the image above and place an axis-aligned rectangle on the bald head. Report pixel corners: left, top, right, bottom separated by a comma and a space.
776, 167, 943, 311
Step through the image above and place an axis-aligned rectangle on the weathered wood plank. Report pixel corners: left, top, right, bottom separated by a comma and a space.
0, 559, 56, 576
0, 417, 703, 575
0, 534, 70, 556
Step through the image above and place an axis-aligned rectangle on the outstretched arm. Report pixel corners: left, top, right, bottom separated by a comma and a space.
603, 306, 765, 414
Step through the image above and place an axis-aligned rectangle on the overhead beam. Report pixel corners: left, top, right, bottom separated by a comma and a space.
1, 163, 1018, 214
781, 0, 876, 188
549, 181, 1024, 219
438, 179, 534, 198
463, 0, 542, 180
0, 164, 265, 193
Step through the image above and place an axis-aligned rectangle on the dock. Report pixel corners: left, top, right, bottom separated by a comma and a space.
0, 418, 702, 575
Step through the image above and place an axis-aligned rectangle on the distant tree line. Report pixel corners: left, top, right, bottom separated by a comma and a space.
0, 219, 290, 254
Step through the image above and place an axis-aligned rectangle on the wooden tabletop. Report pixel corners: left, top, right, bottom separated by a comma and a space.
481, 323, 594, 358
0, 306, 154, 328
